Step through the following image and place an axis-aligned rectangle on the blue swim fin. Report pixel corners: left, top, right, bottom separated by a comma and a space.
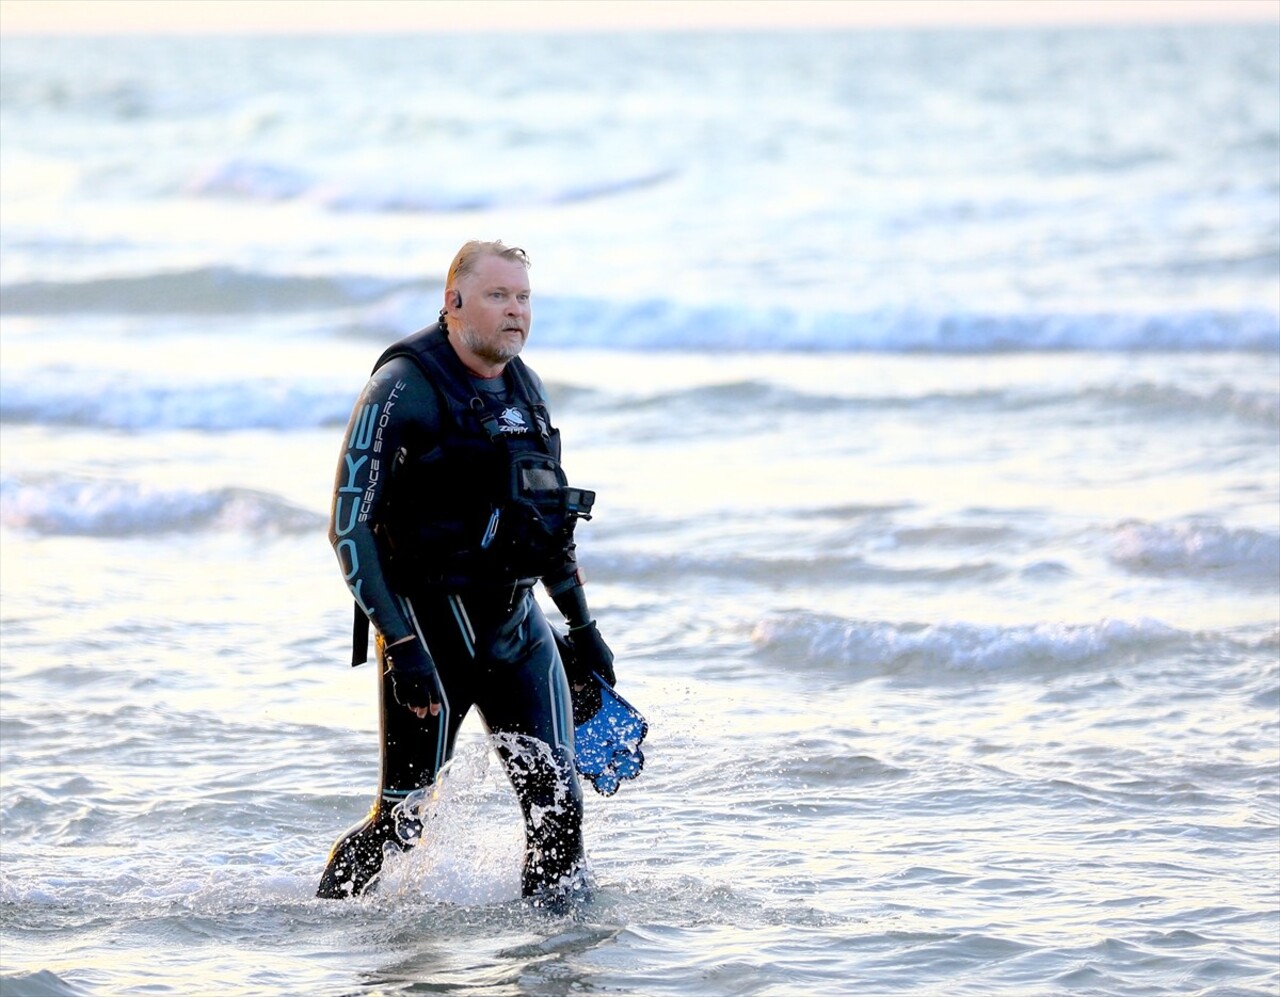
572, 672, 647, 797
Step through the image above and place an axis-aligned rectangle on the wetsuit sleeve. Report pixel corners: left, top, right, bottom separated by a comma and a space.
545, 558, 616, 686
329, 356, 441, 649
543, 559, 591, 628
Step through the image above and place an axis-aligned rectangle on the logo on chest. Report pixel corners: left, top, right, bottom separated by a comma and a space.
498, 407, 530, 434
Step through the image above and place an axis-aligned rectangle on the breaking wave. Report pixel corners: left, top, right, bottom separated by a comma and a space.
751, 612, 1187, 679
1109, 521, 1280, 583
2, 268, 1275, 354
0, 371, 355, 431
0, 476, 323, 537
0, 267, 404, 315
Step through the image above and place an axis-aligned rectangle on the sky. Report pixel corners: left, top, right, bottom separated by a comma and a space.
0, 0, 1276, 34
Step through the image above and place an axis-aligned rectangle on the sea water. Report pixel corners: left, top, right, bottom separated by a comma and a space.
1, 25, 1277, 997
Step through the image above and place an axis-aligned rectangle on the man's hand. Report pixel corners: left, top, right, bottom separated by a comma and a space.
386, 638, 443, 718
566, 621, 616, 688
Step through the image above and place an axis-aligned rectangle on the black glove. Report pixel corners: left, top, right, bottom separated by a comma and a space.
385, 638, 444, 714
566, 621, 616, 688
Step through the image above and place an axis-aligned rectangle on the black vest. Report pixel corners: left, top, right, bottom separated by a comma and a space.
373, 323, 593, 590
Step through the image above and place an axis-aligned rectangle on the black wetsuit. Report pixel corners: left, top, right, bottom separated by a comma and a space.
317, 323, 595, 902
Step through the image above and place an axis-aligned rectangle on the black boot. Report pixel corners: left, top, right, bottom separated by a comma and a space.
316, 804, 421, 899
519, 783, 589, 912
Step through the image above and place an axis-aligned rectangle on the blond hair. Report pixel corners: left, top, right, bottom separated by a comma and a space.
441, 240, 530, 328
448, 240, 529, 284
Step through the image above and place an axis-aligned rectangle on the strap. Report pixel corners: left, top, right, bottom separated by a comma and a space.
505, 357, 552, 439
351, 601, 370, 667
377, 323, 481, 414
469, 396, 506, 443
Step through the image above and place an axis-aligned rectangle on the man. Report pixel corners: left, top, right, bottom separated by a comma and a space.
316, 240, 615, 906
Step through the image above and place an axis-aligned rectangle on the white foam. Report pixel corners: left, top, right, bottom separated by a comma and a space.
375, 741, 525, 905
0, 369, 354, 431
1111, 521, 1280, 582
0, 475, 321, 536
751, 612, 1181, 676
357, 293, 1279, 353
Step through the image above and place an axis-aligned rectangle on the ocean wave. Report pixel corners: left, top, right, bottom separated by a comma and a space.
531, 301, 1280, 353
0, 476, 323, 537
3, 267, 1276, 354
186, 156, 678, 212
375, 294, 1280, 354
0, 371, 355, 431
0, 970, 86, 997
6, 364, 1274, 438
593, 380, 870, 424
750, 612, 1185, 679
594, 378, 1280, 425
0, 266, 404, 315
1109, 521, 1280, 583
590, 549, 1008, 588
1089, 382, 1280, 425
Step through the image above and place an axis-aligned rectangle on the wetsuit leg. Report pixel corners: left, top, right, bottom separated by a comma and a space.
470, 593, 585, 904
317, 624, 469, 899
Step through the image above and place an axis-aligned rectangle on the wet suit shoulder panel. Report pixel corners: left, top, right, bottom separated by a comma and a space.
331, 354, 443, 663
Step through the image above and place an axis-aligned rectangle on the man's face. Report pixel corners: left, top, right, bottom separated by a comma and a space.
453, 254, 531, 367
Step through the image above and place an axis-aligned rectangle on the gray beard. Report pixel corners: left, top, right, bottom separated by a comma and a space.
459, 327, 524, 365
